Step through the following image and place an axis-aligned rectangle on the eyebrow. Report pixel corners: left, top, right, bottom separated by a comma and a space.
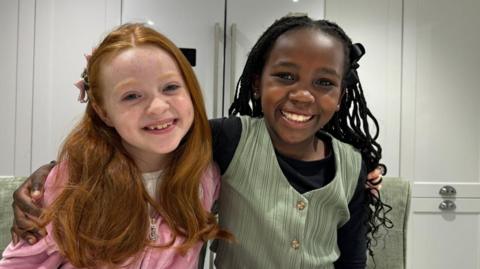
114, 78, 137, 92
113, 72, 182, 90
272, 61, 341, 79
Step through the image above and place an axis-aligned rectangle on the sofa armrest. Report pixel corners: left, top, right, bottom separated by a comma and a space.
0, 176, 27, 254
367, 177, 411, 269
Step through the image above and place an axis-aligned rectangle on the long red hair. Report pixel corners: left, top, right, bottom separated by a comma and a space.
42, 23, 231, 268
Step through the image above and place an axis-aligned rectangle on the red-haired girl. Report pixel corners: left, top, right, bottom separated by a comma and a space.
0, 23, 230, 269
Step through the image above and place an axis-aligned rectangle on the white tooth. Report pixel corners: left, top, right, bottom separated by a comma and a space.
147, 121, 173, 130
283, 111, 311, 122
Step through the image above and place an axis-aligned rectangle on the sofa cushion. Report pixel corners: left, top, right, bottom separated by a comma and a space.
0, 176, 27, 254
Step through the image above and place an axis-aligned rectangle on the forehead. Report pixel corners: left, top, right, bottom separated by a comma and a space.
103, 45, 180, 74
266, 28, 345, 69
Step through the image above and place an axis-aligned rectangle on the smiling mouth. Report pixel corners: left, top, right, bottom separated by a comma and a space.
281, 110, 313, 123
144, 120, 175, 131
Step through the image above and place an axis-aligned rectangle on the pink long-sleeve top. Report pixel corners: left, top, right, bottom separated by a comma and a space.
0, 163, 221, 269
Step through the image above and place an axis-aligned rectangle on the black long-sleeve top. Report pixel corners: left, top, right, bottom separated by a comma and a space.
209, 116, 367, 269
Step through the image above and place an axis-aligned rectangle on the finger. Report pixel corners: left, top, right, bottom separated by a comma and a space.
31, 175, 45, 197
11, 223, 30, 243
370, 175, 383, 185
13, 194, 43, 217
13, 202, 42, 232
12, 176, 44, 217
377, 163, 387, 175
12, 219, 42, 244
23, 233, 38, 245
35, 227, 48, 238
367, 169, 381, 181
30, 163, 54, 201
366, 172, 383, 186
10, 227, 19, 246
12, 218, 46, 244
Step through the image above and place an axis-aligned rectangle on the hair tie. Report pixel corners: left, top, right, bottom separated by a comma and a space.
344, 43, 365, 88
350, 43, 365, 69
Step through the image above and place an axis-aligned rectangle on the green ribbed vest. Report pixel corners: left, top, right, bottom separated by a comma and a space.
214, 116, 362, 269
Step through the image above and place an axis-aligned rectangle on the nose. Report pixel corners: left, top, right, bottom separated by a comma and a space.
146, 96, 169, 115
289, 88, 315, 104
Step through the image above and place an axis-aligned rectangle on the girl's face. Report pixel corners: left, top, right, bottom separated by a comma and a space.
97, 45, 194, 172
257, 28, 344, 158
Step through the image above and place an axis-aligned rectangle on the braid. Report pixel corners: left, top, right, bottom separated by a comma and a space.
315, 21, 393, 261
230, 15, 393, 259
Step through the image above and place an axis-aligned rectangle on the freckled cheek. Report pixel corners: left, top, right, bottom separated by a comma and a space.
175, 95, 195, 125
110, 108, 141, 126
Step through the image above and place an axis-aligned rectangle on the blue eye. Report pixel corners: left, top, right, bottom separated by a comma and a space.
122, 93, 142, 101
164, 84, 180, 92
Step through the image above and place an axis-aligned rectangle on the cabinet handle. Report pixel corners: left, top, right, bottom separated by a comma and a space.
438, 200, 456, 211
439, 185, 456, 196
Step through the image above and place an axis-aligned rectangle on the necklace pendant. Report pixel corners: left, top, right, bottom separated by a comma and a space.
149, 218, 158, 241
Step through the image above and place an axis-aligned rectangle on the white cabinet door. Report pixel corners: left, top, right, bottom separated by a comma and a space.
31, 0, 121, 170
225, 0, 325, 116
402, 0, 480, 268
121, 0, 225, 118
0, 0, 20, 175
408, 196, 480, 269
0, 0, 36, 176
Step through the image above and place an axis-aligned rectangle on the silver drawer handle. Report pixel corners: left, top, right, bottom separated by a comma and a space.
439, 185, 456, 196
439, 200, 456, 211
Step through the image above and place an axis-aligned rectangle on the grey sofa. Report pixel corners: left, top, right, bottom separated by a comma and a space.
0, 176, 410, 269
366, 177, 411, 269
0, 176, 25, 253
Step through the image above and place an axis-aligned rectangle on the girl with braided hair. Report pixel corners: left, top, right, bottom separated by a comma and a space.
209, 15, 390, 268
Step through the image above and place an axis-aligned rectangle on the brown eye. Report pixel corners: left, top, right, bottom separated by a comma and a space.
314, 79, 335, 88
274, 72, 296, 83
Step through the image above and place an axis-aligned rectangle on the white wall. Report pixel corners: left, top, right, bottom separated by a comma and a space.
325, 0, 403, 177
30, 0, 121, 173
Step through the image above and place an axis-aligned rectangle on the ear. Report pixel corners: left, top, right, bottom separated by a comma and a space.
92, 103, 114, 127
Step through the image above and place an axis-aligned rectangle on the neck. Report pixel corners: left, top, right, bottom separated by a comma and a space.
135, 156, 168, 173
121, 142, 168, 173
273, 136, 326, 161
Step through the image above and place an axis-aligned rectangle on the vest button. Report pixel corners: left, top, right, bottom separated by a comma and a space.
291, 239, 300, 249
296, 200, 306, 210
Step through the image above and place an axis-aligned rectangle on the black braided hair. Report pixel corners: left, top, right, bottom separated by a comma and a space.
229, 15, 393, 260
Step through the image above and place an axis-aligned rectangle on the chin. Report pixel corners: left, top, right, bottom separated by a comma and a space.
153, 141, 183, 154
279, 135, 307, 145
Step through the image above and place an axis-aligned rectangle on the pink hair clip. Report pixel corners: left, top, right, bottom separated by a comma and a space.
74, 78, 88, 103
73, 49, 95, 103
